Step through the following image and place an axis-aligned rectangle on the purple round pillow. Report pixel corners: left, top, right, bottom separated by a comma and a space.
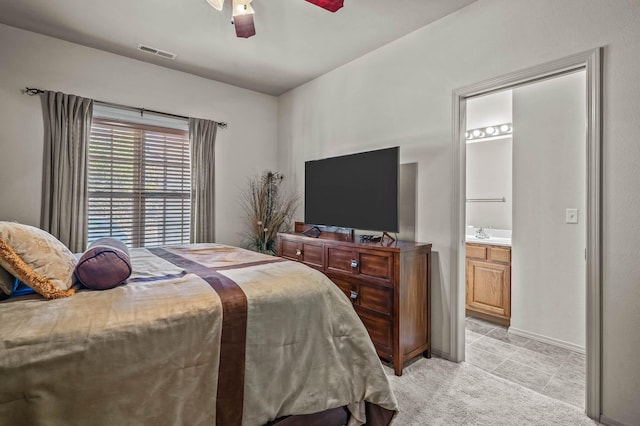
75, 238, 132, 290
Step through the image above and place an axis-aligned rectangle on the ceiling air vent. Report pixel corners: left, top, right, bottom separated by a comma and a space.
136, 44, 177, 60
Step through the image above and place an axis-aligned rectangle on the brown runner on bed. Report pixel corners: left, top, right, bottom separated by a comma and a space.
149, 247, 395, 426
149, 247, 286, 426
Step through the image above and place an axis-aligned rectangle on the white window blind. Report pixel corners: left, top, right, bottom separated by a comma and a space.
88, 118, 191, 248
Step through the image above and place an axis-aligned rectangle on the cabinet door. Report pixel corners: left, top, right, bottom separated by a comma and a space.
466, 259, 511, 318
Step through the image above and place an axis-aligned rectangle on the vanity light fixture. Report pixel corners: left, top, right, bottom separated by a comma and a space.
466, 122, 512, 142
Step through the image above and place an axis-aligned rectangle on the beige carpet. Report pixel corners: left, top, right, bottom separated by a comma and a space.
385, 357, 599, 425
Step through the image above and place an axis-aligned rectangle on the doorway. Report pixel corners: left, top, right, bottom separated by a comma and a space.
450, 49, 602, 420
464, 77, 587, 407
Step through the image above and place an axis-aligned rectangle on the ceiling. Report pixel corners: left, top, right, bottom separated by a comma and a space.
0, 0, 477, 96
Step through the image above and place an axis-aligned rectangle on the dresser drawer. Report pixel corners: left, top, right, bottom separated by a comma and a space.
301, 242, 324, 269
357, 310, 393, 358
280, 239, 301, 260
327, 246, 394, 284
329, 275, 355, 301
326, 246, 357, 275
357, 282, 392, 316
328, 275, 392, 316
279, 238, 324, 269
357, 250, 393, 283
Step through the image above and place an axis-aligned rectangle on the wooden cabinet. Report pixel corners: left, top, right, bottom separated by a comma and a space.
465, 243, 511, 326
278, 232, 431, 376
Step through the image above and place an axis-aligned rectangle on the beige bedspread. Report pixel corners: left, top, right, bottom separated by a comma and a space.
0, 244, 397, 425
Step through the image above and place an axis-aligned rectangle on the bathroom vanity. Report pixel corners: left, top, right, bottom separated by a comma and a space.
465, 241, 512, 326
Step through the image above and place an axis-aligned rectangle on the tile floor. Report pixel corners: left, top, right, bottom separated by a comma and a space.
465, 316, 586, 409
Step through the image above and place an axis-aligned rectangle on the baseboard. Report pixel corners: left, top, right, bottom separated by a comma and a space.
430, 348, 451, 360
508, 327, 586, 354
600, 414, 629, 426
466, 309, 510, 327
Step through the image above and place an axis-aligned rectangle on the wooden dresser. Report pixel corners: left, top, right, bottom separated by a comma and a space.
277, 231, 431, 376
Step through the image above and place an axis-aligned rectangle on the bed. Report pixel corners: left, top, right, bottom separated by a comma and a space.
0, 243, 397, 425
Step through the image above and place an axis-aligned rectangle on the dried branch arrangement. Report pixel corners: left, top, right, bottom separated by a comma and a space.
240, 171, 299, 255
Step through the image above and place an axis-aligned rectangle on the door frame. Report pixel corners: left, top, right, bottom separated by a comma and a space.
450, 48, 602, 419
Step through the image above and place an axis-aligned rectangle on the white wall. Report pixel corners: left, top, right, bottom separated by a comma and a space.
466, 90, 512, 129
466, 91, 513, 230
0, 24, 278, 247
466, 138, 512, 230
277, 0, 640, 423
511, 71, 586, 350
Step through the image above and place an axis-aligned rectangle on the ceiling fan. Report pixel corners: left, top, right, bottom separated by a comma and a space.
206, 0, 345, 38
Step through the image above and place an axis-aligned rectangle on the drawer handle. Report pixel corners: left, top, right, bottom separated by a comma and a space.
350, 290, 358, 300
296, 249, 302, 256
350, 259, 358, 268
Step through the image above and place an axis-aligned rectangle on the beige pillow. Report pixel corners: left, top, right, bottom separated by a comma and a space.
0, 266, 15, 295
0, 222, 77, 299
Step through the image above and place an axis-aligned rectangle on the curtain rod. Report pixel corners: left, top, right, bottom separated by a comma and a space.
22, 87, 227, 129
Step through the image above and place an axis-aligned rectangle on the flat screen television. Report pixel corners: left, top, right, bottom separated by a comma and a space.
305, 147, 399, 233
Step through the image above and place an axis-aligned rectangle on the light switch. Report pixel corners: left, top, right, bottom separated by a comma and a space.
566, 208, 579, 224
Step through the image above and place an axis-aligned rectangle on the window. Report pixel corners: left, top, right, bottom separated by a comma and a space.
88, 118, 191, 247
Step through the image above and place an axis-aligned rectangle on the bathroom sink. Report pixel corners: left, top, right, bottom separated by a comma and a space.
465, 236, 512, 246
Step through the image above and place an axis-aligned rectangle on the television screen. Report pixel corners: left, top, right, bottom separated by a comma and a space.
305, 147, 399, 233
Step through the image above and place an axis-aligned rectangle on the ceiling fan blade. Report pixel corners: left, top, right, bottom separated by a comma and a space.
234, 14, 256, 38
206, 0, 224, 11
305, 0, 344, 12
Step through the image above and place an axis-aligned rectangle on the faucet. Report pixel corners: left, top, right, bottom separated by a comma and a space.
475, 227, 490, 239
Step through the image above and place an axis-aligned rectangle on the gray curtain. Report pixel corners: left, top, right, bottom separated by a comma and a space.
41, 91, 93, 253
189, 118, 218, 243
